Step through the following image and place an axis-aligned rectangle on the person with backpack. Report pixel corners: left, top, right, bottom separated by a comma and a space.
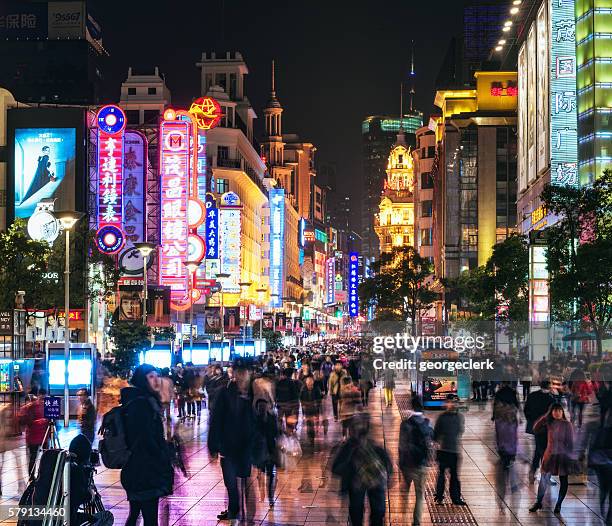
208, 366, 257, 525
332, 413, 393, 526
120, 364, 174, 526
399, 395, 433, 526
433, 394, 466, 505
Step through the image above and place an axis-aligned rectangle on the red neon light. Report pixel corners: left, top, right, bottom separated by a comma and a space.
189, 97, 222, 131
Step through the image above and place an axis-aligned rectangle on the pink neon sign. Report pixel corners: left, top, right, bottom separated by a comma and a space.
159, 116, 191, 308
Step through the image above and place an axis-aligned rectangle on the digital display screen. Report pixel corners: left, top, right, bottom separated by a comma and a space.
141, 349, 171, 369
234, 341, 255, 358
183, 346, 211, 366
48, 358, 91, 387
13, 128, 76, 218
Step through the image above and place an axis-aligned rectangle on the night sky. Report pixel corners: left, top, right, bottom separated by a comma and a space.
92, 0, 463, 226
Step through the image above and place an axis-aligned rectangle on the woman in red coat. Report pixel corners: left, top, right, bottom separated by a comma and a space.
529, 403, 577, 515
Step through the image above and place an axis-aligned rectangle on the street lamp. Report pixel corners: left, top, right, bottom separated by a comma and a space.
215, 273, 230, 350
54, 210, 84, 428
239, 282, 252, 350
183, 260, 201, 357
256, 287, 267, 341
134, 243, 156, 325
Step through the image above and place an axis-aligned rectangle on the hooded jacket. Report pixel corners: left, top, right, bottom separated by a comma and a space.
120, 365, 173, 501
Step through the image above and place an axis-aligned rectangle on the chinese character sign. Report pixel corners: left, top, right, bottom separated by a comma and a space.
159, 117, 191, 306
96, 105, 127, 254
204, 193, 219, 259
326, 257, 336, 305
218, 208, 241, 294
348, 252, 359, 317
269, 189, 285, 308
550, 0, 578, 187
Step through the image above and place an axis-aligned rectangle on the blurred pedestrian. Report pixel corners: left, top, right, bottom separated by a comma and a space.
253, 398, 279, 508
339, 376, 362, 439
0, 404, 25, 495
332, 414, 392, 526
383, 368, 395, 408
399, 395, 433, 526
588, 416, 612, 523
121, 365, 174, 526
570, 372, 592, 429
159, 369, 175, 422
328, 362, 346, 422
320, 356, 333, 396
524, 379, 554, 483
433, 395, 466, 505
276, 368, 300, 433
529, 403, 577, 515
18, 387, 49, 478
76, 388, 97, 444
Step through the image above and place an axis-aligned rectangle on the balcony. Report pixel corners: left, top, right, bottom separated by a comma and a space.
217, 157, 242, 169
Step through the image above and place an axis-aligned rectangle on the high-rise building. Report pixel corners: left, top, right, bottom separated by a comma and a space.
374, 132, 416, 254
361, 113, 423, 260
432, 71, 518, 279
0, 2, 106, 105
413, 127, 437, 266
576, 0, 612, 184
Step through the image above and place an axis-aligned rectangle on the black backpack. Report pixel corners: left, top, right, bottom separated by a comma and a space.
402, 417, 433, 467
98, 401, 134, 469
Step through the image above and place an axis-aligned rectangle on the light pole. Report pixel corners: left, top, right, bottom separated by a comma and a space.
54, 210, 84, 428
256, 287, 267, 341
215, 273, 230, 364
239, 281, 252, 351
183, 261, 201, 357
270, 293, 279, 332
134, 243, 156, 325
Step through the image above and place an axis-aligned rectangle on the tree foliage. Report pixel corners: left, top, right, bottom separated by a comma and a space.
359, 246, 436, 335
107, 321, 151, 376
541, 170, 612, 356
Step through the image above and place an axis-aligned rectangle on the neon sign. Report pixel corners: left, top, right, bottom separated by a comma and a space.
490, 82, 518, 97
218, 208, 241, 294
159, 113, 191, 308
204, 193, 218, 259
269, 189, 285, 308
326, 257, 336, 305
349, 252, 359, 317
96, 105, 126, 254
189, 97, 222, 131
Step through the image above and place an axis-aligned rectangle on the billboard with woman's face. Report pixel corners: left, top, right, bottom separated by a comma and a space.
13, 127, 76, 218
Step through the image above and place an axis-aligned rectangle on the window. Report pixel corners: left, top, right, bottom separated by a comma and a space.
421, 200, 433, 217
421, 172, 433, 189
126, 110, 139, 124
229, 73, 237, 99
143, 110, 159, 123
218, 146, 229, 160
216, 178, 229, 194
427, 146, 435, 158
147, 87, 157, 95
398, 154, 403, 164
127, 87, 136, 95
420, 229, 433, 246
403, 235, 411, 244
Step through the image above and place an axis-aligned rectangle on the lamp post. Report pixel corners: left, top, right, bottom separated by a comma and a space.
239, 281, 252, 351
256, 287, 267, 341
134, 243, 156, 325
54, 210, 84, 428
183, 261, 201, 357
215, 273, 230, 364
270, 293, 279, 332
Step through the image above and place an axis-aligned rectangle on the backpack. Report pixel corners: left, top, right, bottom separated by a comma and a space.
98, 402, 134, 469
401, 417, 433, 467
353, 442, 388, 489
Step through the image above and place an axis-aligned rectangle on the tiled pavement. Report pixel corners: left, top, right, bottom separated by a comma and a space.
0, 384, 608, 525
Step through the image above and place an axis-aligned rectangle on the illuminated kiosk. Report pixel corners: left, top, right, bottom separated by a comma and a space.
47, 343, 96, 417
182, 341, 211, 366
209, 340, 231, 365
140, 342, 173, 370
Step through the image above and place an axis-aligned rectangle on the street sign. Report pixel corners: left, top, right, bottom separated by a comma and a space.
43, 396, 61, 419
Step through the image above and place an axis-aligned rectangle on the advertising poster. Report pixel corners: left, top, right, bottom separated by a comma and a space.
518, 44, 528, 194
527, 24, 537, 184
536, 1, 549, 174
224, 307, 240, 334
263, 314, 274, 330
118, 131, 147, 275
423, 377, 458, 404
147, 286, 171, 327
14, 128, 76, 218
118, 287, 142, 322
205, 307, 222, 333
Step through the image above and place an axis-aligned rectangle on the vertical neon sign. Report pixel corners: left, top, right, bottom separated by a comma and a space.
159, 109, 190, 308
349, 252, 359, 317
269, 189, 285, 308
96, 105, 126, 254
326, 257, 336, 305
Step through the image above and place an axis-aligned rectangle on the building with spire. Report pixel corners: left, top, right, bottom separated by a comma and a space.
374, 131, 416, 253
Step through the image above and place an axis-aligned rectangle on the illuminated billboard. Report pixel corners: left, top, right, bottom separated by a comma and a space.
349, 252, 359, 317
269, 189, 285, 308
326, 257, 336, 305
159, 114, 191, 308
218, 208, 241, 294
13, 128, 76, 218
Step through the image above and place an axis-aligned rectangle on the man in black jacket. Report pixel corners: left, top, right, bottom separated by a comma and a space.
276, 368, 300, 432
208, 367, 256, 524
524, 379, 554, 482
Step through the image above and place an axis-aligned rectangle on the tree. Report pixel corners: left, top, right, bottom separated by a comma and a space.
541, 170, 612, 357
359, 246, 436, 335
0, 219, 54, 309
107, 321, 151, 376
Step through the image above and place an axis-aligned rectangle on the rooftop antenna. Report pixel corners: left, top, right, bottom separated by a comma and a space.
409, 40, 416, 112
400, 82, 403, 119
271, 59, 275, 94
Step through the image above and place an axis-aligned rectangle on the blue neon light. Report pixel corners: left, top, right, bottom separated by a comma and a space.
269, 189, 285, 308
205, 193, 219, 259
349, 252, 359, 317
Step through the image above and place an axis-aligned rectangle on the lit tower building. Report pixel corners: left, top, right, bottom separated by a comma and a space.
374, 132, 415, 253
